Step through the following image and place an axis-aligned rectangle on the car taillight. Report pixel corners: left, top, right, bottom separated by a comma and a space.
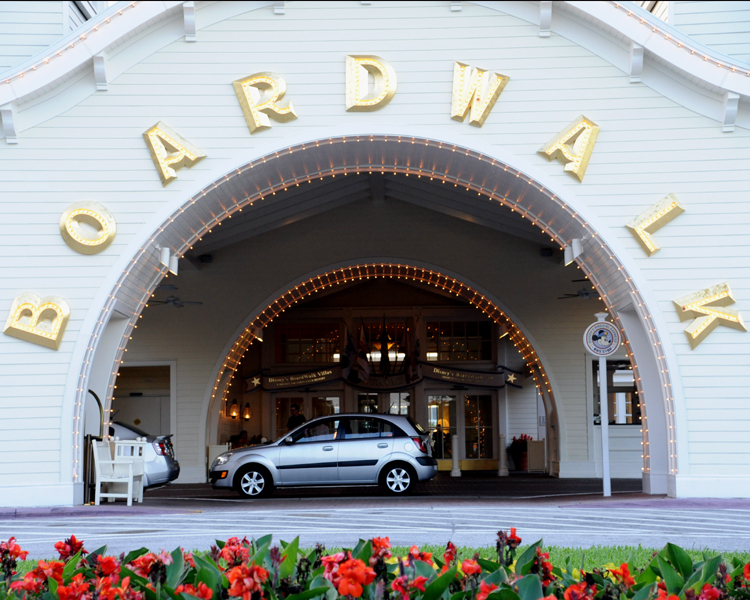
412, 437, 428, 454
153, 441, 168, 456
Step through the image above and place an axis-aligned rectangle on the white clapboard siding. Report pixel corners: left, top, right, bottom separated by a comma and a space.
672, 1, 750, 63
0, 1, 62, 73
0, 0, 748, 501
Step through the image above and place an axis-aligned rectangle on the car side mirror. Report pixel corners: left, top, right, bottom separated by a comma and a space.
284, 436, 294, 445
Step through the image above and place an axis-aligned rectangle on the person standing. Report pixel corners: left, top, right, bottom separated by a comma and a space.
287, 403, 306, 431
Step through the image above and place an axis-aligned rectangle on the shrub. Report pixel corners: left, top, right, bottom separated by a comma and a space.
2, 530, 749, 600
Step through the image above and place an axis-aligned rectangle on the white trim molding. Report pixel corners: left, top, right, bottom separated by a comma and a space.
183, 1, 196, 42
629, 41, 644, 83
723, 91, 740, 133
539, 1, 552, 38
0, 104, 17, 144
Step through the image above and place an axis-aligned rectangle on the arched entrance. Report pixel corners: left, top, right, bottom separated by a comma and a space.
76, 135, 675, 493
201, 261, 563, 472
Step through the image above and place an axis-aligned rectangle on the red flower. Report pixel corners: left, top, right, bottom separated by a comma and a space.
411, 576, 429, 593
55, 536, 88, 561
220, 538, 251, 568
96, 555, 120, 582
369, 537, 392, 566
461, 559, 481, 576
478, 581, 498, 600
114, 576, 145, 600
176, 582, 214, 600
1, 537, 29, 562
321, 552, 346, 586
443, 541, 457, 566
336, 557, 376, 598
57, 573, 91, 600
227, 563, 269, 600
128, 554, 158, 578
744, 562, 750, 581
508, 528, 522, 548
699, 584, 721, 600
535, 548, 555, 587
610, 563, 635, 588
564, 582, 596, 600
392, 576, 410, 600
406, 546, 433, 566
182, 549, 196, 569
10, 575, 46, 596
35, 560, 65, 585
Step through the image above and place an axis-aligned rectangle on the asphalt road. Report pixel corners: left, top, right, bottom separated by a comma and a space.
4, 494, 750, 559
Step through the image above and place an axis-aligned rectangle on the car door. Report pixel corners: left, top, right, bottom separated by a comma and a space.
338, 417, 395, 483
277, 417, 341, 485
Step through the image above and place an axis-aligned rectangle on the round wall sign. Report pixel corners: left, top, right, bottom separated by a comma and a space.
583, 320, 621, 356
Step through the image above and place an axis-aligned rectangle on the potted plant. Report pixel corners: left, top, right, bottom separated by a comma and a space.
507, 434, 533, 471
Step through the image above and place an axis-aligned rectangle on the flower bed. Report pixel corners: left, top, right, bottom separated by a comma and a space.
2, 530, 749, 600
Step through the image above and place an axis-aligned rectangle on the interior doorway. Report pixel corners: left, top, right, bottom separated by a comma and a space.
112, 364, 174, 437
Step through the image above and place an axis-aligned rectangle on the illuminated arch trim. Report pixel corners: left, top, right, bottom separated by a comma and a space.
209, 263, 553, 408
74, 134, 676, 487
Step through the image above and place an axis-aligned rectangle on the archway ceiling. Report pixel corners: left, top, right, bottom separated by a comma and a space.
185, 173, 551, 258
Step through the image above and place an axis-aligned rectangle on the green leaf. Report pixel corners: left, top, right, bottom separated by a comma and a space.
215, 540, 226, 550
166, 548, 185, 589
256, 535, 273, 550
286, 587, 331, 600
482, 568, 509, 586
632, 583, 656, 600
478, 559, 501, 574
195, 566, 221, 592
413, 559, 436, 581
122, 548, 150, 566
514, 541, 542, 576
280, 537, 299, 580
356, 541, 373, 564
85, 545, 108, 567
495, 590, 521, 600
700, 556, 722, 588
422, 566, 457, 600
667, 544, 694, 581
515, 575, 544, 600
451, 592, 468, 600
48, 577, 59, 599
658, 556, 684, 595
251, 540, 271, 567
309, 576, 337, 600
682, 568, 703, 594
62, 551, 82, 582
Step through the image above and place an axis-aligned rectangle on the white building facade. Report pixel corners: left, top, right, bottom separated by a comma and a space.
1, 0, 749, 506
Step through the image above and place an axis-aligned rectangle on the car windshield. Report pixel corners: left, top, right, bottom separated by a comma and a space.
114, 421, 151, 437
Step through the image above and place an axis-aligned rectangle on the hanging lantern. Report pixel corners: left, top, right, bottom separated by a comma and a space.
229, 399, 239, 419
243, 403, 251, 421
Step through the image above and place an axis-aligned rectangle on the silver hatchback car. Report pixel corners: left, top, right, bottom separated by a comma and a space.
210, 414, 437, 498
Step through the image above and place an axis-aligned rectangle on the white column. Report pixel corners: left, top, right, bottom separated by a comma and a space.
450, 434, 461, 477
599, 355, 611, 497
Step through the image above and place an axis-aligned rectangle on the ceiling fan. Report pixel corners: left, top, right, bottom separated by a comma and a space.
149, 292, 203, 308
558, 277, 599, 300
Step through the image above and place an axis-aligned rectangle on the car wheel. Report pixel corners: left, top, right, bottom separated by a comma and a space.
380, 463, 416, 495
235, 465, 274, 499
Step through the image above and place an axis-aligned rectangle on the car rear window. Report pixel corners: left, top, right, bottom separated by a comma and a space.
406, 416, 426, 435
344, 418, 407, 439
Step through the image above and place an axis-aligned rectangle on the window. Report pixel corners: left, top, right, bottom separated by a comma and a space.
275, 323, 340, 363
293, 418, 340, 443
592, 361, 641, 425
425, 321, 492, 361
361, 321, 407, 363
387, 392, 411, 415
464, 394, 493, 459
357, 393, 378, 414
344, 418, 381, 439
428, 395, 456, 459
344, 418, 402, 439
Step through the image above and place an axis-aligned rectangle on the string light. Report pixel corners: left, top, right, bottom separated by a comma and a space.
73, 134, 679, 481
610, 1, 750, 77
1, 2, 140, 86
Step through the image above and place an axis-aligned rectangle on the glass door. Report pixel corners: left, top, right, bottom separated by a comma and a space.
427, 395, 456, 463
464, 394, 493, 460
